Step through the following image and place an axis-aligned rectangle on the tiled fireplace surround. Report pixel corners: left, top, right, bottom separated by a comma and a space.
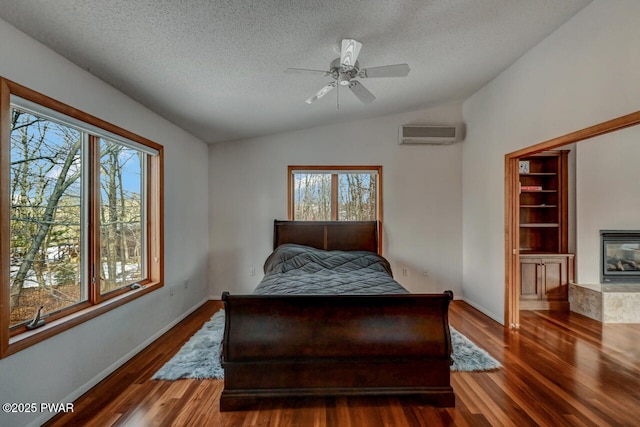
570, 283, 640, 323
569, 231, 640, 323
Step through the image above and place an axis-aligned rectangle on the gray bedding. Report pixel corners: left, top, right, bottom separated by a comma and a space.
253, 243, 408, 295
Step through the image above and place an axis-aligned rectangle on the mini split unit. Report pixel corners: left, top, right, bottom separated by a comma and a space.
398, 125, 458, 145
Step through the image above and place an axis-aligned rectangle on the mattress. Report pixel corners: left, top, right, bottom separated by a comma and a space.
254, 243, 408, 295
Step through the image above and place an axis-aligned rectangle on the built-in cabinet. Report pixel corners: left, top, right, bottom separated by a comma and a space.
519, 254, 574, 310
518, 151, 573, 310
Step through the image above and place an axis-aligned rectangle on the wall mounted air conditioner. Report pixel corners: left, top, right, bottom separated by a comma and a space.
398, 125, 458, 145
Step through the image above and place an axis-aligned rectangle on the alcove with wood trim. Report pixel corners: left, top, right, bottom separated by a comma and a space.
504, 110, 640, 329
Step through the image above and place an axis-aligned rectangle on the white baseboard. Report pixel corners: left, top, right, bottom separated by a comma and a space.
30, 297, 209, 427
461, 297, 504, 325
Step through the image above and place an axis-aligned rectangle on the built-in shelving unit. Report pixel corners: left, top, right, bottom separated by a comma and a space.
518, 151, 568, 254
518, 150, 572, 310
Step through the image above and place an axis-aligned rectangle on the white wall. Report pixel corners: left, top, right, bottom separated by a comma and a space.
575, 126, 640, 286
209, 105, 463, 298
0, 19, 210, 427
462, 0, 640, 323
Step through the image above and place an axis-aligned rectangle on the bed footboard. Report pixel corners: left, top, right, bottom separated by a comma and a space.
220, 291, 455, 411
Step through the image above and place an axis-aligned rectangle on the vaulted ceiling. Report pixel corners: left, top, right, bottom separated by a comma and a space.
0, 1, 592, 143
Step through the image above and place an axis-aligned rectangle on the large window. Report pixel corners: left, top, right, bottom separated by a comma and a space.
1, 78, 163, 357
288, 166, 382, 221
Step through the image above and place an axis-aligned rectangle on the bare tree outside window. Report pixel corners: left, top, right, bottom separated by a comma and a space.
338, 173, 376, 220
9, 109, 84, 326
8, 110, 148, 326
293, 173, 332, 220
291, 168, 379, 221
99, 139, 144, 294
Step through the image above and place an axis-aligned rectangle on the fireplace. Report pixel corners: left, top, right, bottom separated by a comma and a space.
601, 230, 640, 283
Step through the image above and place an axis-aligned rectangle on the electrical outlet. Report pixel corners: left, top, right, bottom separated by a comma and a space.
169, 285, 174, 296
402, 267, 409, 277
250, 267, 256, 276
423, 270, 429, 277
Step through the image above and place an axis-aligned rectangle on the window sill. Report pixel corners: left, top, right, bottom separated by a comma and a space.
2, 281, 162, 359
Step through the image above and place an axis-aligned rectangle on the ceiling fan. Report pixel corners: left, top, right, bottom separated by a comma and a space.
285, 39, 410, 106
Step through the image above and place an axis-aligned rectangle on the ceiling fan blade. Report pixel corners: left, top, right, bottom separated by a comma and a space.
305, 82, 336, 104
359, 63, 410, 78
340, 39, 362, 69
348, 80, 376, 104
285, 67, 330, 76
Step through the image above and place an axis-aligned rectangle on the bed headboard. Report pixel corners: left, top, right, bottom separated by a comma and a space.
273, 220, 380, 254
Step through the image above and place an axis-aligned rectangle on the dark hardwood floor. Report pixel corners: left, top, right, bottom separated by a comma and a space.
44, 300, 640, 426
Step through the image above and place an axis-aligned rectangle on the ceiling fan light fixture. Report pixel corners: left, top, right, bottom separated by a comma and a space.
286, 39, 410, 106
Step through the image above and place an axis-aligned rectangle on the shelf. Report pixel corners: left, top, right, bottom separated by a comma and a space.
518, 150, 568, 254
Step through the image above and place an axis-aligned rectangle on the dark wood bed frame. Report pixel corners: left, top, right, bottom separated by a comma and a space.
220, 220, 455, 411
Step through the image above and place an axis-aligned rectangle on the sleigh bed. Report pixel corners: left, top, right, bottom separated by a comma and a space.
220, 220, 455, 411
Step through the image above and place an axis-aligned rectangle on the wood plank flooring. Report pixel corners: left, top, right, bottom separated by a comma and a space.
44, 300, 640, 427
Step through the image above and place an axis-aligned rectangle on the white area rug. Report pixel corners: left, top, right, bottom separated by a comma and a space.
152, 310, 500, 380
449, 325, 501, 372
152, 310, 225, 380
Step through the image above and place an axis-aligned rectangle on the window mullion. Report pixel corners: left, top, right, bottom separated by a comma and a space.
88, 135, 101, 304
331, 174, 338, 220
79, 133, 90, 304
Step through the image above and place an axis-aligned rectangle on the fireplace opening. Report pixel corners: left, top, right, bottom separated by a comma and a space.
601, 230, 640, 283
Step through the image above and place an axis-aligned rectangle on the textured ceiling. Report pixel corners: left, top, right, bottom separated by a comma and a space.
0, 0, 592, 143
